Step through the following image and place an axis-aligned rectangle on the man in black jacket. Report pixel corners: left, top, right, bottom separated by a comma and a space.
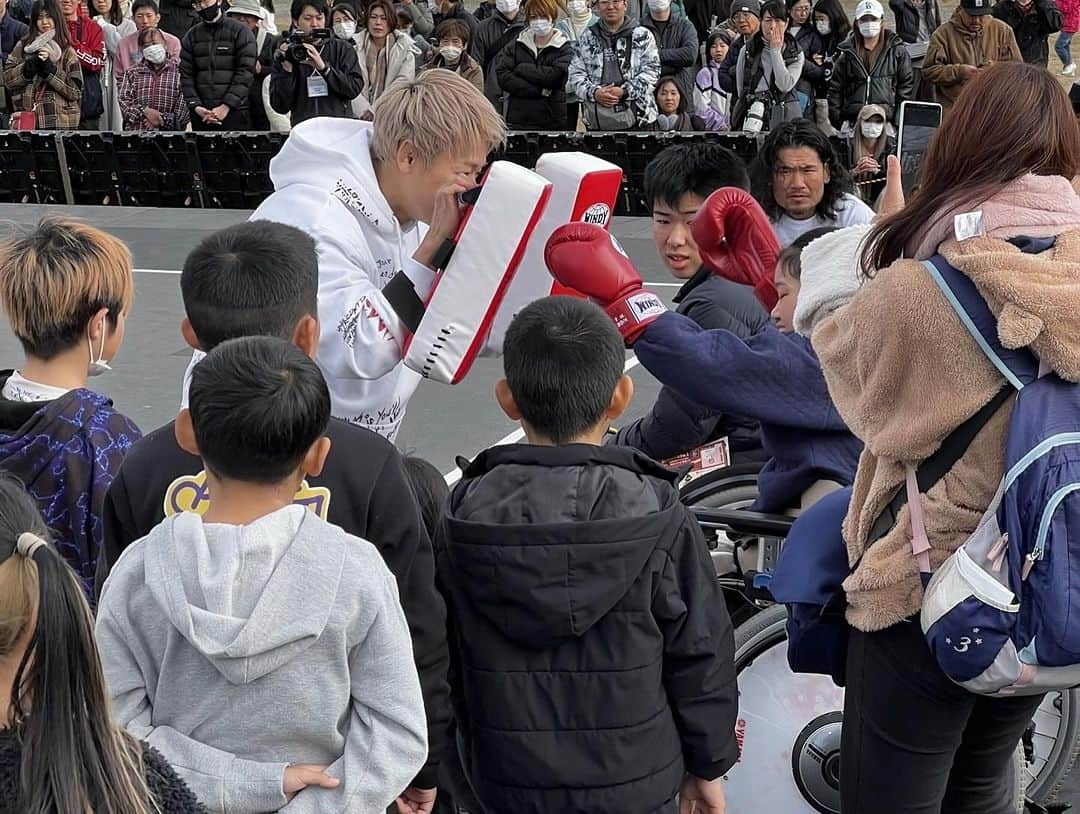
180, 0, 257, 129
889, 0, 941, 96
991, 0, 1061, 65
716, 0, 759, 92
471, 0, 525, 106
611, 143, 768, 464
437, 295, 738, 813
641, 0, 698, 101
94, 220, 451, 812
269, 0, 363, 124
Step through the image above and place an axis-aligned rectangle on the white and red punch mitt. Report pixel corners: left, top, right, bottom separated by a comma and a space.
402, 160, 552, 384
483, 152, 623, 355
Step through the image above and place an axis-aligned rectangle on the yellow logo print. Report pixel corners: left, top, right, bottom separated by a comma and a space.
163, 470, 331, 520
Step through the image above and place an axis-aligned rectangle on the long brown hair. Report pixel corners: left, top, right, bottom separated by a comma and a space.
22, 0, 74, 51
862, 62, 1080, 275
0, 475, 156, 814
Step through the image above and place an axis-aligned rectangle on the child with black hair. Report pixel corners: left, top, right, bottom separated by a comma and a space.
0, 474, 204, 814
96, 336, 428, 814
403, 455, 449, 540
610, 143, 770, 465
435, 295, 739, 814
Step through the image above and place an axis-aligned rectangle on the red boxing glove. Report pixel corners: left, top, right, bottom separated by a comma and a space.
544, 222, 667, 346
691, 187, 781, 311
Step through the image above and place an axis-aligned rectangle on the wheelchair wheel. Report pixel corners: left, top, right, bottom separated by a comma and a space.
678, 462, 761, 509
1025, 688, 1080, 805
724, 604, 1028, 814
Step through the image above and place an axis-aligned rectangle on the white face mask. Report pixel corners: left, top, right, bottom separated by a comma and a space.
861, 120, 884, 138
858, 19, 881, 37
87, 321, 112, 377
815, 18, 830, 33
333, 20, 356, 37
495, 0, 518, 14
568, 0, 588, 13
529, 17, 552, 34
648, 0, 670, 11
439, 44, 462, 61
142, 42, 166, 63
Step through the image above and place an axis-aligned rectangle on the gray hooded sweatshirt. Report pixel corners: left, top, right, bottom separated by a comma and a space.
96, 505, 427, 814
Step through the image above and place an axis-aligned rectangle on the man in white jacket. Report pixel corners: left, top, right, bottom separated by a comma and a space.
250, 69, 506, 440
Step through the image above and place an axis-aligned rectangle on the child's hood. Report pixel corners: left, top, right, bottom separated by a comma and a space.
441, 443, 684, 649
142, 505, 347, 685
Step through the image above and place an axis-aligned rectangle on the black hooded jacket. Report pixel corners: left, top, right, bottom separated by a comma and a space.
435, 443, 739, 813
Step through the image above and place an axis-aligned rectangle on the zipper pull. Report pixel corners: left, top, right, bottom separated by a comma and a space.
1022, 549, 1039, 581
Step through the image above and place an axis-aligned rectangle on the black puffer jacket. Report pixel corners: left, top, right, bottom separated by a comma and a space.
827, 29, 913, 126
889, 0, 942, 47
991, 0, 1061, 65
0, 728, 207, 813
790, 23, 826, 96
494, 29, 573, 129
436, 443, 739, 814
612, 268, 768, 462
179, 14, 257, 110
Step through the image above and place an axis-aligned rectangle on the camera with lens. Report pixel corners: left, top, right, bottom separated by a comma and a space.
280, 28, 331, 64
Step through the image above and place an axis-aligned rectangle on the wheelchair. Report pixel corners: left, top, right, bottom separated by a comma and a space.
682, 462, 1080, 813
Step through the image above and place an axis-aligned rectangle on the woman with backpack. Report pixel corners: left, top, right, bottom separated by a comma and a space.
808, 62, 1080, 814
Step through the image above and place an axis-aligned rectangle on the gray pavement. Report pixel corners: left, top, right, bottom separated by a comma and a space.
0, 204, 675, 477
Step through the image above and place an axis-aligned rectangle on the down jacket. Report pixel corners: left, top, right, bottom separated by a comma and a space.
494, 27, 573, 129
435, 443, 739, 813
179, 14, 256, 110
568, 19, 661, 125
812, 174, 1080, 633
351, 30, 416, 117
827, 29, 913, 127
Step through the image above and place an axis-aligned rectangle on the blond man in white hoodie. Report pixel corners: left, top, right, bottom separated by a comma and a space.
248, 69, 505, 440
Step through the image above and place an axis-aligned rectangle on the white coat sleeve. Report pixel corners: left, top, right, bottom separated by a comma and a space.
96, 602, 290, 814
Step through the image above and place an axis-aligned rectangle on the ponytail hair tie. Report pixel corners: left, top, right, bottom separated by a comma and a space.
16, 532, 47, 559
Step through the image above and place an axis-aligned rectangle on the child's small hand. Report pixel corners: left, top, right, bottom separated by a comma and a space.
396, 786, 437, 813
678, 773, 726, 813
283, 764, 340, 801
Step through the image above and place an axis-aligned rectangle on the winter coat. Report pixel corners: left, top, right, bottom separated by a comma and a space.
716, 32, 743, 92
641, 11, 699, 101
269, 34, 363, 124
890, 0, 943, 51
1059, 0, 1079, 34
115, 28, 180, 78
433, 2, 479, 41
3, 41, 82, 128
732, 32, 804, 130
636, 312, 862, 513
827, 30, 913, 127
159, 0, 196, 40
789, 22, 826, 97
0, 13, 27, 63
118, 56, 189, 130
849, 103, 894, 205
991, 0, 1062, 65
923, 8, 1022, 108
420, 50, 484, 92
179, 14, 256, 110
401, 0, 434, 35
97, 415, 451, 788
685, 0, 729, 42
471, 9, 524, 105
435, 443, 739, 813
612, 268, 767, 463
812, 174, 1080, 633
0, 375, 139, 598
246, 27, 280, 131
94, 16, 134, 131
694, 59, 730, 129
352, 30, 416, 117
0, 728, 207, 814
494, 28, 572, 129
569, 19, 661, 124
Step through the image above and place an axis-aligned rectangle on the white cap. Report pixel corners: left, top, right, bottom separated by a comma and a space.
854, 0, 884, 18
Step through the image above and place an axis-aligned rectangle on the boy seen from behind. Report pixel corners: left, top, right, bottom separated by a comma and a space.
435, 296, 738, 814
97, 336, 427, 813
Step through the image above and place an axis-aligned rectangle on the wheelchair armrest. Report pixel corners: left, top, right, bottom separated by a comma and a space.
692, 507, 795, 538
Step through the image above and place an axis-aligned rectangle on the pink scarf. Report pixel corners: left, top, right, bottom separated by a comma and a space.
910, 174, 1080, 260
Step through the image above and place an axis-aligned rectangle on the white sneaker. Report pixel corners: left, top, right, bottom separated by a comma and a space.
1063, 62, 1077, 76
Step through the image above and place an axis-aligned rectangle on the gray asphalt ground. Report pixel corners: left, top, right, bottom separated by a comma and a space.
0, 204, 674, 479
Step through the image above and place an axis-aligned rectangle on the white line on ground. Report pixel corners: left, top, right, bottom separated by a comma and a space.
442, 354, 643, 487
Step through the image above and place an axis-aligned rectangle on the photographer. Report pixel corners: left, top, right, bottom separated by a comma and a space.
179, 0, 256, 129
269, 0, 362, 124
